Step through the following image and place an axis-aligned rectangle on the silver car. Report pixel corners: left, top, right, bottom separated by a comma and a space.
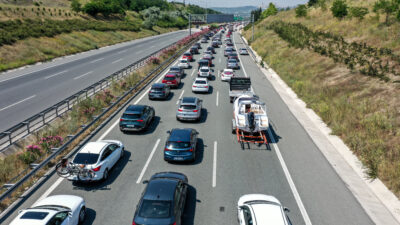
227, 58, 240, 69
176, 97, 203, 121
239, 48, 249, 55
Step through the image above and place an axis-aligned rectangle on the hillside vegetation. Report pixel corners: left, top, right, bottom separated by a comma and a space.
244, 0, 400, 196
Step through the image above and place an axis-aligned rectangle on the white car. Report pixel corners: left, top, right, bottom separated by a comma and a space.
178, 58, 190, 69
10, 195, 86, 225
237, 194, 291, 225
69, 140, 124, 181
198, 66, 211, 79
192, 77, 210, 93
221, 68, 234, 81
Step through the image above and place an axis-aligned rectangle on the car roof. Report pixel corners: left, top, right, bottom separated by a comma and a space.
195, 77, 208, 82
182, 97, 197, 104
168, 128, 194, 142
224, 69, 233, 72
126, 105, 145, 113
79, 141, 108, 154
144, 179, 177, 201
198, 59, 209, 62
152, 83, 166, 88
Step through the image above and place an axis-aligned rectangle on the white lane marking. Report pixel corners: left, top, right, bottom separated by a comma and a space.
190, 70, 195, 77
112, 58, 124, 64
90, 58, 104, 63
0, 95, 36, 112
216, 91, 219, 106
44, 70, 68, 79
34, 177, 64, 205
74, 71, 93, 80
267, 129, 313, 225
118, 50, 127, 54
212, 141, 217, 187
233, 35, 249, 78
176, 90, 185, 104
136, 139, 161, 184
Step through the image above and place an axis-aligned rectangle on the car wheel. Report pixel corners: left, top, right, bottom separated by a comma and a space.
78, 207, 86, 224
103, 169, 109, 181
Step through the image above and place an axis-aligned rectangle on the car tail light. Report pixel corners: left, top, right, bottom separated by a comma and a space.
192, 85, 197, 88
204, 86, 209, 88
137, 119, 143, 122
193, 110, 198, 112
132, 222, 137, 225
178, 109, 183, 112
188, 148, 194, 152
93, 165, 101, 172
164, 148, 170, 151
120, 118, 124, 122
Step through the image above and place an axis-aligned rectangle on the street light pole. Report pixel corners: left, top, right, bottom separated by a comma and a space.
252, 14, 254, 42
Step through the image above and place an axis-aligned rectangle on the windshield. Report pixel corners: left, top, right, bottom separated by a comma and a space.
228, 59, 237, 63
151, 88, 163, 92
73, 153, 99, 164
167, 141, 191, 149
180, 60, 187, 63
139, 200, 171, 218
184, 53, 191, 56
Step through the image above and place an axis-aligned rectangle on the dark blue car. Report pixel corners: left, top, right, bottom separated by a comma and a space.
133, 172, 188, 225
164, 128, 198, 162
119, 105, 155, 132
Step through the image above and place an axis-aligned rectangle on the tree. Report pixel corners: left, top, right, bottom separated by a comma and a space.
349, 7, 369, 20
296, 4, 308, 17
250, 7, 262, 22
308, 0, 318, 7
373, 0, 399, 24
331, 0, 348, 19
71, 0, 81, 12
262, 3, 278, 19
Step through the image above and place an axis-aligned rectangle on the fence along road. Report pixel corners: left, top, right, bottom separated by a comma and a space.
1, 31, 375, 225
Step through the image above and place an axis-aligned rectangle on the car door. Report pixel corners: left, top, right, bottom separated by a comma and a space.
174, 186, 182, 225
108, 144, 121, 167
142, 107, 149, 125
100, 147, 112, 169
46, 211, 70, 225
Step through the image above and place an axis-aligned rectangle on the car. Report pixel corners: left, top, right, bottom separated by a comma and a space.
207, 46, 216, 54
162, 73, 181, 88
194, 42, 201, 49
176, 97, 203, 121
227, 58, 240, 69
169, 66, 183, 77
212, 41, 219, 48
197, 59, 209, 69
164, 129, 198, 162
224, 48, 233, 57
201, 38, 208, 43
226, 42, 234, 48
189, 46, 199, 54
70, 140, 124, 181
198, 66, 211, 79
149, 83, 171, 100
228, 52, 240, 61
10, 195, 86, 225
204, 50, 213, 56
182, 52, 193, 62
239, 48, 249, 55
192, 77, 209, 93
237, 194, 291, 225
178, 58, 190, 69
133, 172, 188, 225
221, 68, 235, 81
120, 105, 155, 132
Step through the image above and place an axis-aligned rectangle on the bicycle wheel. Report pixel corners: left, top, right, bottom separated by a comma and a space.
78, 169, 94, 181
56, 163, 70, 178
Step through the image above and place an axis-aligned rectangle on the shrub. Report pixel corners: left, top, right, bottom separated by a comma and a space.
308, 0, 318, 6
349, 7, 369, 20
262, 3, 278, 19
149, 56, 160, 65
296, 4, 308, 17
34, 2, 40, 6
39, 136, 63, 153
373, 0, 399, 24
71, 0, 81, 12
18, 145, 42, 165
331, 0, 348, 19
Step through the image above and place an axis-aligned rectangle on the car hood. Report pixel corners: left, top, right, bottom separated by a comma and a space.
34, 195, 83, 211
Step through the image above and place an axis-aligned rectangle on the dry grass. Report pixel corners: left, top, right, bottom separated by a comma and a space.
244, 4, 400, 196
0, 3, 80, 20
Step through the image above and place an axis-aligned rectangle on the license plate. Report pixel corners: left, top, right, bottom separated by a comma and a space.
174, 157, 184, 161
167, 82, 172, 84
127, 125, 135, 128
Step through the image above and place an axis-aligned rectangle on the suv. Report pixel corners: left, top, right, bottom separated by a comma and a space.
189, 46, 199, 54
164, 128, 198, 162
133, 172, 188, 225
176, 97, 202, 121
119, 105, 155, 132
168, 66, 183, 78
198, 66, 211, 79
148, 83, 170, 100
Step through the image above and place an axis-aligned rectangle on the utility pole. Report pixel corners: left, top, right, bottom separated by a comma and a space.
205, 0, 208, 24
189, 14, 191, 36
252, 14, 254, 42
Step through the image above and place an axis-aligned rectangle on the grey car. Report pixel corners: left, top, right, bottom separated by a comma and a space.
176, 97, 202, 121
227, 58, 240, 69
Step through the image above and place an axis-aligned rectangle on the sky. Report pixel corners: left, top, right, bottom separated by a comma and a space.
169, 0, 308, 8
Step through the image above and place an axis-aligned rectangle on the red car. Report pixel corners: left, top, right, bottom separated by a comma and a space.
162, 73, 181, 88
182, 52, 193, 62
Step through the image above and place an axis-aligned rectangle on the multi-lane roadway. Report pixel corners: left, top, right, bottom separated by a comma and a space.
1, 31, 377, 225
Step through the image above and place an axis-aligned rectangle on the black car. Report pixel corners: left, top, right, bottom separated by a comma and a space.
164, 128, 198, 162
212, 41, 219, 48
193, 43, 201, 49
133, 172, 188, 225
119, 105, 155, 132
189, 46, 199, 54
169, 66, 184, 78
207, 46, 216, 54
149, 83, 171, 100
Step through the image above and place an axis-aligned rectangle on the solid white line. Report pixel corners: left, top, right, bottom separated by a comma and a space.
176, 90, 185, 104
44, 70, 68, 79
267, 129, 313, 225
216, 91, 219, 106
112, 58, 124, 64
74, 71, 93, 80
233, 35, 249, 78
0, 95, 36, 112
190, 70, 195, 77
212, 141, 217, 187
90, 58, 104, 63
136, 139, 161, 184
34, 177, 64, 205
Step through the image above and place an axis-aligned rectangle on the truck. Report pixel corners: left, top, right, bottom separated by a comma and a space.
229, 77, 252, 103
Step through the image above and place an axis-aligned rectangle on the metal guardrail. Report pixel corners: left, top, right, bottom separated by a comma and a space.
0, 35, 201, 204
0, 40, 179, 153
239, 35, 258, 62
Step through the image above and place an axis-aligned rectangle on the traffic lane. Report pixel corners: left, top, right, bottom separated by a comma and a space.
234, 33, 374, 225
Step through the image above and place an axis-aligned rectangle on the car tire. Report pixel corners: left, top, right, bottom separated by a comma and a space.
103, 169, 109, 181
78, 207, 86, 224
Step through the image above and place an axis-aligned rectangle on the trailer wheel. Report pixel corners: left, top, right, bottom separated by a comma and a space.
240, 141, 244, 150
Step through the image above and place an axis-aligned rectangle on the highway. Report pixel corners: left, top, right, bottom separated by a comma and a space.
0, 30, 190, 133
1, 31, 376, 225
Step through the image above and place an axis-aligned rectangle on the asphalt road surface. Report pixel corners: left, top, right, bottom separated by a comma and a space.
0, 31, 375, 225
0, 30, 190, 133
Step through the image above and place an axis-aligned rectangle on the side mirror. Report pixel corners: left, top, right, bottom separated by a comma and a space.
142, 180, 149, 184
284, 207, 290, 213
166, 131, 171, 134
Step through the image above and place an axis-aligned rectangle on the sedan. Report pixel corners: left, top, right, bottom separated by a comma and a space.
238, 194, 291, 225
189, 46, 199, 54
227, 58, 240, 69
198, 66, 211, 79
164, 129, 198, 162
133, 172, 188, 225
207, 46, 216, 54
239, 48, 249, 55
10, 195, 86, 225
120, 105, 155, 132
228, 52, 239, 61
176, 96, 202, 121
224, 49, 233, 57
201, 38, 208, 43
178, 58, 190, 69
192, 77, 209, 93
221, 68, 235, 81
168, 66, 183, 77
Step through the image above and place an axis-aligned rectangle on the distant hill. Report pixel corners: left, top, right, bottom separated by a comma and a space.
210, 6, 258, 15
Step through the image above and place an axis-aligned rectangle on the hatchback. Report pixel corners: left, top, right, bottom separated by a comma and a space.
228, 52, 239, 61
182, 52, 193, 62
224, 49, 233, 57
197, 66, 211, 79
119, 105, 155, 132
168, 66, 183, 77
239, 48, 249, 55
192, 77, 209, 93
164, 128, 198, 162
162, 73, 181, 88
227, 58, 240, 69
221, 68, 235, 81
133, 172, 188, 225
176, 97, 202, 121
178, 59, 190, 69
149, 83, 170, 100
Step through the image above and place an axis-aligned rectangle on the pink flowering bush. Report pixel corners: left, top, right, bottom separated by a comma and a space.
39, 135, 63, 153
149, 56, 160, 65
18, 145, 42, 165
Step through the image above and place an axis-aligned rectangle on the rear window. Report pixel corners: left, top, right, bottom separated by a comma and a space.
122, 113, 141, 119
20, 211, 49, 220
200, 68, 209, 72
151, 88, 163, 91
139, 200, 171, 218
164, 76, 175, 80
225, 71, 233, 75
228, 59, 237, 63
184, 53, 191, 56
181, 105, 196, 110
195, 80, 207, 84
167, 142, 191, 149
73, 153, 99, 164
